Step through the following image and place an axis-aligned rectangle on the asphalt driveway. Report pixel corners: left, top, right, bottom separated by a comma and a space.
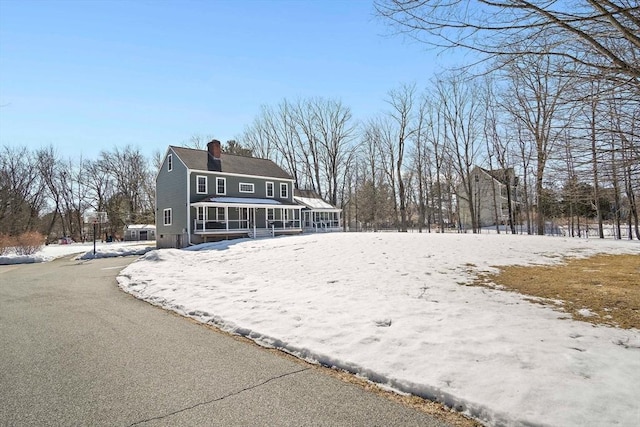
0, 255, 449, 426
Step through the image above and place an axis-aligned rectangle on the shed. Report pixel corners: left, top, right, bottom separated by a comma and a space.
124, 224, 156, 241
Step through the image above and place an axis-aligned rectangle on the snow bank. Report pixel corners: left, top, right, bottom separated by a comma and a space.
0, 241, 155, 265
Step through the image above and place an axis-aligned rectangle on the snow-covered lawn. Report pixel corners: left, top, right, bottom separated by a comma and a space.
0, 241, 154, 265
117, 233, 640, 426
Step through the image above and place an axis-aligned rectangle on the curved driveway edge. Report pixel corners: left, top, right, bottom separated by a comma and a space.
0, 257, 450, 426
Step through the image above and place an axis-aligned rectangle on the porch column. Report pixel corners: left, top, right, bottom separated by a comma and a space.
253, 207, 256, 237
225, 206, 229, 230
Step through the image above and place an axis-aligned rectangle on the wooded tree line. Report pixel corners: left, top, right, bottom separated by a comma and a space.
240, 0, 639, 238
238, 70, 638, 238
2, 1, 637, 240
0, 140, 261, 241
0, 145, 155, 241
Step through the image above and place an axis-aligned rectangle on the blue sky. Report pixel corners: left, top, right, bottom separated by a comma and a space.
0, 0, 466, 160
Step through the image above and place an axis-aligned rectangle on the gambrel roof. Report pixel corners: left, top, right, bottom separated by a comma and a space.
170, 146, 293, 180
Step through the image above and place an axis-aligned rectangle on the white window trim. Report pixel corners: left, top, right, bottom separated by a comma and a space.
280, 183, 288, 198
216, 177, 226, 195
196, 175, 208, 194
167, 154, 173, 172
163, 208, 172, 226
239, 182, 255, 193
266, 181, 274, 198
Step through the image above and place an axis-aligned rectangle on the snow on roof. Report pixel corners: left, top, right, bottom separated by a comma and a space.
293, 195, 339, 210
125, 224, 156, 229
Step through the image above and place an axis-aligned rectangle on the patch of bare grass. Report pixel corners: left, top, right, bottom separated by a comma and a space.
475, 254, 640, 329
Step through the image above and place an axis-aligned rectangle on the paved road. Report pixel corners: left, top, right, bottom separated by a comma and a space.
0, 255, 449, 426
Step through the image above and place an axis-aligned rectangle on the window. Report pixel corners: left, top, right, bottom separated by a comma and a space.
197, 206, 205, 221
216, 177, 226, 195
280, 183, 288, 199
266, 182, 274, 198
239, 182, 255, 193
167, 154, 173, 172
267, 208, 274, 221
196, 176, 207, 194
163, 208, 172, 226
215, 207, 225, 221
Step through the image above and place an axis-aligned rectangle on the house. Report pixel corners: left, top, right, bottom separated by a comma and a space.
457, 166, 521, 229
294, 189, 342, 232
123, 224, 156, 241
156, 140, 303, 249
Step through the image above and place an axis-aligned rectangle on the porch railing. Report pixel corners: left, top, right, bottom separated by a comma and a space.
312, 220, 340, 229
193, 219, 250, 232
194, 219, 302, 233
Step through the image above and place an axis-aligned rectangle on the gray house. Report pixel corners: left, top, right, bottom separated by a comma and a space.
156, 140, 303, 249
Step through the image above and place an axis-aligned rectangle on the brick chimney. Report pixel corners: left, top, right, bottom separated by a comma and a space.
207, 139, 221, 159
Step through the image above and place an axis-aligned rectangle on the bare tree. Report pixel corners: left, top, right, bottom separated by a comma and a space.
184, 134, 215, 150
262, 101, 303, 188
242, 115, 278, 159
312, 98, 357, 206
423, 93, 450, 232
373, 116, 399, 226
385, 83, 417, 232
375, 1, 640, 90
359, 119, 397, 230
434, 74, 484, 232
410, 91, 433, 232
0, 146, 45, 235
484, 79, 519, 233
97, 146, 154, 233
500, 52, 574, 234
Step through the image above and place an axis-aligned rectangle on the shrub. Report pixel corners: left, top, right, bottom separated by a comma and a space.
0, 234, 16, 256
14, 232, 45, 256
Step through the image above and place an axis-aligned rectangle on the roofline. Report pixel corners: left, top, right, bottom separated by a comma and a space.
155, 146, 188, 182
166, 145, 295, 182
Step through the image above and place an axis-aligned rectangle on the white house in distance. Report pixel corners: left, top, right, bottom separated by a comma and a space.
457, 166, 520, 229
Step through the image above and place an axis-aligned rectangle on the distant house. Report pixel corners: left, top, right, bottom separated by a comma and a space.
156, 140, 303, 249
123, 224, 156, 242
294, 189, 342, 232
457, 166, 521, 229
